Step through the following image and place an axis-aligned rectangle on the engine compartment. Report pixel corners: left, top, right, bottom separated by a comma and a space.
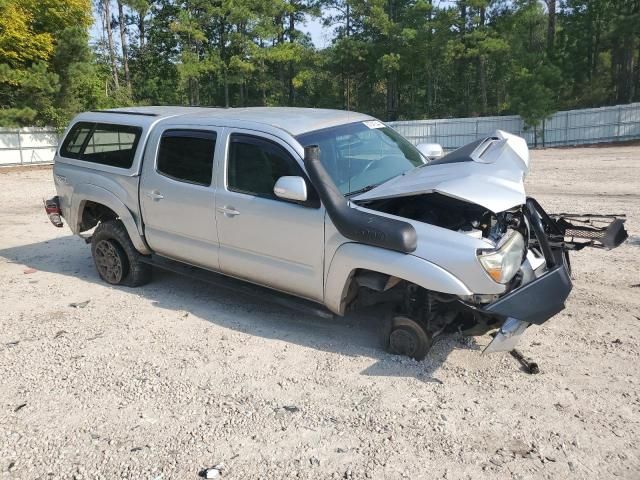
357, 192, 524, 243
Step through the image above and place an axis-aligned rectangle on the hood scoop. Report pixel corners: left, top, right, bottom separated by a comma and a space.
354, 130, 530, 213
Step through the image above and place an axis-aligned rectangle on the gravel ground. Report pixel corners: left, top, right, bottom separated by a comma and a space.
1, 145, 639, 480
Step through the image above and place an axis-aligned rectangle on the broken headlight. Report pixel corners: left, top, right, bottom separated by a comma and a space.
477, 230, 525, 284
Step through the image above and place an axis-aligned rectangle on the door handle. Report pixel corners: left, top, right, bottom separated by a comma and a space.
145, 190, 164, 200
217, 205, 240, 217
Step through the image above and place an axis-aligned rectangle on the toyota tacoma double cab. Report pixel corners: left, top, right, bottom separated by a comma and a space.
45, 107, 628, 359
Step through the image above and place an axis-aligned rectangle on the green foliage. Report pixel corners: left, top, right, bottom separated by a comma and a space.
503, 1, 562, 129
0, 0, 109, 128
1, 0, 639, 127
510, 64, 562, 128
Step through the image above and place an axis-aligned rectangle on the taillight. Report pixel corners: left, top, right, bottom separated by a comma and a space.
44, 197, 64, 227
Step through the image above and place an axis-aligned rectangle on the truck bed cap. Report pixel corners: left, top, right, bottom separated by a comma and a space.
89, 106, 373, 136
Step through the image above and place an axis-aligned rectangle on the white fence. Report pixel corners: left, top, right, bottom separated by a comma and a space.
0, 127, 59, 166
389, 102, 640, 150
1, 103, 639, 166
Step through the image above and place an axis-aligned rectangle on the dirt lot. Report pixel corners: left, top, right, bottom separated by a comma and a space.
1, 145, 639, 480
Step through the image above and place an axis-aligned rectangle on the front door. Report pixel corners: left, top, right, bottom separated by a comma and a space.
140, 127, 220, 270
215, 130, 325, 301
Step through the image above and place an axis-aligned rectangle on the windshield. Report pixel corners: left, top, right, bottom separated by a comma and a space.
297, 121, 426, 195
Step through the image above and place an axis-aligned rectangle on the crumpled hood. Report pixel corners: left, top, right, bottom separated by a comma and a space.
354, 130, 530, 213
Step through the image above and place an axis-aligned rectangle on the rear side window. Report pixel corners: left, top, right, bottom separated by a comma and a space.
227, 134, 303, 198
60, 122, 142, 169
156, 130, 216, 186
61, 122, 93, 156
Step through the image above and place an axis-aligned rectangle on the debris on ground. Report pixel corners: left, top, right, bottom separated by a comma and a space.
69, 300, 90, 308
509, 348, 540, 374
54, 330, 67, 339
23, 268, 37, 274
200, 463, 225, 479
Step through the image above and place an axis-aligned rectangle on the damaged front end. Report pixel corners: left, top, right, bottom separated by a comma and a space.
360, 193, 627, 354
475, 199, 574, 353
349, 131, 628, 355
302, 124, 628, 359
478, 198, 628, 353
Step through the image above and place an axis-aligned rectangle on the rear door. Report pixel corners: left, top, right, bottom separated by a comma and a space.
215, 130, 325, 301
140, 127, 220, 270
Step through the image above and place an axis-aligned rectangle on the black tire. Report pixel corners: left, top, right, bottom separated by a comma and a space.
91, 220, 151, 287
386, 316, 433, 361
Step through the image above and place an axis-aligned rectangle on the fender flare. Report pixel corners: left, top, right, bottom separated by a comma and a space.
324, 242, 472, 315
71, 184, 151, 254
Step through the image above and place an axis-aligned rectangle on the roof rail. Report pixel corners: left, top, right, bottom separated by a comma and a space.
90, 110, 159, 117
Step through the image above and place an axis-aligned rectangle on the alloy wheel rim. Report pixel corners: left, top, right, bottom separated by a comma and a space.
95, 240, 123, 283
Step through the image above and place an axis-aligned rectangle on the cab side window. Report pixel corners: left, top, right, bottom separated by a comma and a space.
227, 134, 303, 199
156, 130, 216, 186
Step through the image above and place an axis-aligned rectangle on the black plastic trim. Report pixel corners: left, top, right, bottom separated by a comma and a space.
525, 198, 556, 268
483, 263, 572, 325
303, 145, 417, 253
91, 110, 158, 117
602, 219, 629, 249
428, 138, 484, 165
161, 129, 217, 141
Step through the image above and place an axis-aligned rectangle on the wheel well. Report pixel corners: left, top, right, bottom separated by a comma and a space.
343, 269, 404, 311
80, 201, 118, 232
343, 269, 482, 336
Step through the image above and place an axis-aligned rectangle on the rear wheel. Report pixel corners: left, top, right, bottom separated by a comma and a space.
91, 220, 151, 287
93, 239, 127, 284
386, 316, 433, 360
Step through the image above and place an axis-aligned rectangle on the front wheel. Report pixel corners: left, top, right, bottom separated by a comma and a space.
91, 220, 151, 287
386, 316, 433, 360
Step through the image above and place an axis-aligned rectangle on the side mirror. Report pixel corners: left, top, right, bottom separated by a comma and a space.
416, 142, 444, 160
274, 176, 308, 202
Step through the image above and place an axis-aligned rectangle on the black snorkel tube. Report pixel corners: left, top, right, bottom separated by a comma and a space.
303, 145, 417, 254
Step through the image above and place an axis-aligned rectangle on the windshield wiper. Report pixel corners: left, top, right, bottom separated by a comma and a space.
345, 183, 380, 197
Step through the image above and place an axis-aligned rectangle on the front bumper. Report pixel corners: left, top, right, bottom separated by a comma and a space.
484, 262, 572, 325
479, 198, 573, 352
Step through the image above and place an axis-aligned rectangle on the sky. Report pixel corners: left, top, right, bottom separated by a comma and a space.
302, 15, 334, 48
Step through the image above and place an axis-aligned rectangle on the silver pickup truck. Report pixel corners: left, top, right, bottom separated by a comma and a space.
45, 107, 627, 359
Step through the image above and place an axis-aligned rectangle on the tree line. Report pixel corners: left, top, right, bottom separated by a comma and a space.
1, 0, 638, 130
